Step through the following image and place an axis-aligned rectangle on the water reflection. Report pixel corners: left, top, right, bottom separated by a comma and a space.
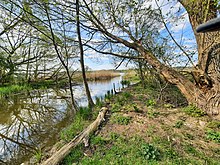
0, 74, 124, 164
75, 74, 124, 106
0, 89, 72, 164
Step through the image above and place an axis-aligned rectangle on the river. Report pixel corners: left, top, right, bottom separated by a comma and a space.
0, 74, 124, 164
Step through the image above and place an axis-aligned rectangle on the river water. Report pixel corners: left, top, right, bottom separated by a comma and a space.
0, 74, 124, 164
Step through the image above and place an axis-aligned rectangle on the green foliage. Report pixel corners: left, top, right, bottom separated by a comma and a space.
184, 144, 199, 155
164, 148, 178, 159
78, 107, 92, 120
183, 105, 206, 117
80, 135, 160, 165
104, 90, 113, 101
121, 80, 131, 87
95, 96, 103, 108
206, 130, 220, 143
110, 132, 120, 140
112, 115, 132, 125
110, 91, 134, 113
122, 92, 132, 99
111, 102, 122, 112
146, 99, 156, 107
174, 120, 184, 128
139, 143, 160, 161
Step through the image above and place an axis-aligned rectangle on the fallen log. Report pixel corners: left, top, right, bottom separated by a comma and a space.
41, 107, 108, 165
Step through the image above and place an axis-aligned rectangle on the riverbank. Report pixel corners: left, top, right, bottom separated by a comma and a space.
59, 82, 220, 164
0, 70, 124, 97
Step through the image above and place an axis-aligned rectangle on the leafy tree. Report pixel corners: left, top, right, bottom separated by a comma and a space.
79, 0, 219, 115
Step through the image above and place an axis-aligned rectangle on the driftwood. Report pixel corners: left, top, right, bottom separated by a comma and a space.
41, 107, 108, 165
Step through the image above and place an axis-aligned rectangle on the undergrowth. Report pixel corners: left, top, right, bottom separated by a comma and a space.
183, 104, 206, 117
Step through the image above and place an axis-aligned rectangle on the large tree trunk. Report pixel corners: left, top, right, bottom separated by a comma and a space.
177, 0, 220, 115
135, 40, 220, 116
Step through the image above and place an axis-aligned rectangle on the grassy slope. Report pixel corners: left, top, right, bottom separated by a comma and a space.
62, 80, 220, 165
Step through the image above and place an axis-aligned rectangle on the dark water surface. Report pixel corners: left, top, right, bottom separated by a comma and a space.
0, 74, 124, 164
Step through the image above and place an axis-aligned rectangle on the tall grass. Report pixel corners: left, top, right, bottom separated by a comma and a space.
72, 70, 120, 81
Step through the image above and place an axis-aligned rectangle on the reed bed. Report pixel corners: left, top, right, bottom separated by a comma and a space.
72, 70, 120, 81
86, 70, 120, 81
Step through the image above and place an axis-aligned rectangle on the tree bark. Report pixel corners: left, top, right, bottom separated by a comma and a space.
178, 0, 220, 115
40, 107, 108, 165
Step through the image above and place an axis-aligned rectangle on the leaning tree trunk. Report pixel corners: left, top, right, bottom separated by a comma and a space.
136, 42, 219, 116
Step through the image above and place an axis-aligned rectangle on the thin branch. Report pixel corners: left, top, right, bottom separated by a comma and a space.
84, 44, 144, 60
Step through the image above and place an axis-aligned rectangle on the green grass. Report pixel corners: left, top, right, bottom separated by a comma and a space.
61, 144, 84, 165
0, 79, 68, 97
206, 120, 220, 129
60, 107, 92, 142
111, 114, 132, 125
62, 133, 220, 165
79, 135, 161, 165
0, 84, 31, 96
